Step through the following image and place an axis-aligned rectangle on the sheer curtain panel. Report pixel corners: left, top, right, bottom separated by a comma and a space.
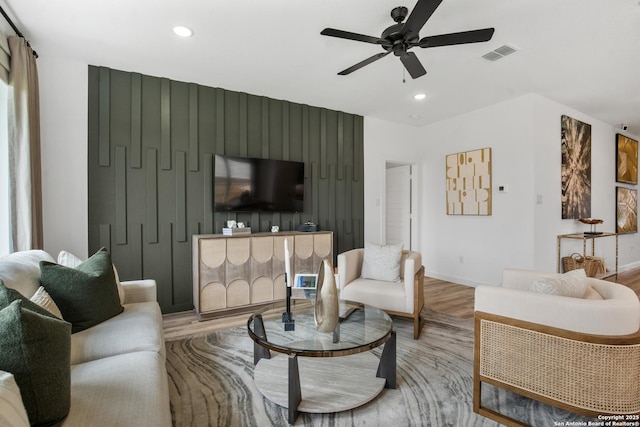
8, 35, 42, 251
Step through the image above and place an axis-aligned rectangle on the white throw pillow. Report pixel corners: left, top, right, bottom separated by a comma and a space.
57, 251, 125, 304
30, 286, 64, 319
360, 242, 403, 282
0, 371, 30, 427
530, 269, 588, 298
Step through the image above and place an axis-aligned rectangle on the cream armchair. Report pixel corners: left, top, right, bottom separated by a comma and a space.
474, 269, 640, 426
338, 249, 425, 339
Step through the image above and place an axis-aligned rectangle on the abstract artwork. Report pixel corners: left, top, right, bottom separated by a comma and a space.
616, 133, 638, 184
561, 115, 591, 219
616, 187, 637, 234
446, 147, 491, 215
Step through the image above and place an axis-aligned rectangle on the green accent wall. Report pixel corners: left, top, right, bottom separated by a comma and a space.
87, 66, 364, 313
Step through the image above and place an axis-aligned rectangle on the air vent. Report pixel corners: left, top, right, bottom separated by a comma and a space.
482, 44, 518, 61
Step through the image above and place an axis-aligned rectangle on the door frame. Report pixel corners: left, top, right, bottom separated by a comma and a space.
381, 160, 420, 252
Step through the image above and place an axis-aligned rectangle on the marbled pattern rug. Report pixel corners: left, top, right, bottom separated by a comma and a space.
166, 309, 597, 426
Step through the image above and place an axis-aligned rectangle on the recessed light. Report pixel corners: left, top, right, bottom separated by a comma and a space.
173, 26, 194, 38
414, 93, 427, 100
410, 114, 420, 119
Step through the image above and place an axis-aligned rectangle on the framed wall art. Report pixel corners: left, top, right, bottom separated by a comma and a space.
561, 115, 591, 219
616, 133, 638, 184
616, 186, 637, 234
445, 147, 492, 215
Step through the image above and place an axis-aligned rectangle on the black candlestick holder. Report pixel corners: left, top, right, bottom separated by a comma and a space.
282, 274, 295, 331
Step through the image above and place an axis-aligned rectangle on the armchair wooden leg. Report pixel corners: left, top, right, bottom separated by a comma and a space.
413, 313, 424, 339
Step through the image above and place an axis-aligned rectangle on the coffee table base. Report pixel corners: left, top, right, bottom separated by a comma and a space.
254, 352, 386, 415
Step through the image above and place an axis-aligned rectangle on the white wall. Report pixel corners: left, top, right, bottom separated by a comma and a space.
38, 57, 88, 258
363, 117, 420, 251
531, 94, 640, 272
417, 95, 537, 286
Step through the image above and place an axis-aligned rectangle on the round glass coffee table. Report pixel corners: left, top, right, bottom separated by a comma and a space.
247, 300, 395, 424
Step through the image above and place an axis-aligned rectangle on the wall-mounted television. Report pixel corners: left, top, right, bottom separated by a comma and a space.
213, 154, 304, 212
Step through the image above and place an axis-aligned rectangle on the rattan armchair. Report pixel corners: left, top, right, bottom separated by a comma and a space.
474, 269, 640, 426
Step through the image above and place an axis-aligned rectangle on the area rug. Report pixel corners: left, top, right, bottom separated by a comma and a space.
166, 309, 597, 426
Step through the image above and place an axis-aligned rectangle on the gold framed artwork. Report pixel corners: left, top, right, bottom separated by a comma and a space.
561, 115, 591, 219
616, 133, 638, 185
616, 187, 637, 234
445, 147, 492, 215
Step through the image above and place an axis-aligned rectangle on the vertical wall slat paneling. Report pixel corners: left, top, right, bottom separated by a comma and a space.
176, 151, 187, 242
131, 73, 142, 168
161, 78, 171, 170
189, 84, 199, 171
261, 97, 269, 158
99, 224, 111, 252
320, 109, 327, 179
146, 149, 158, 243
283, 101, 290, 160
98, 67, 110, 167
239, 92, 248, 156
216, 89, 225, 154
88, 66, 364, 313
131, 224, 143, 279
115, 146, 128, 245
354, 116, 363, 181
337, 112, 344, 180
203, 153, 213, 234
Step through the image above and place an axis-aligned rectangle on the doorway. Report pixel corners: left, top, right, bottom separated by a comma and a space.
385, 162, 415, 250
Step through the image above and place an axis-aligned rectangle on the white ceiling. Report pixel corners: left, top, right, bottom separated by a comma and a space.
4, 0, 640, 132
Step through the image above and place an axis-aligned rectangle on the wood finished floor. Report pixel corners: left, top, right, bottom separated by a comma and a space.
163, 267, 640, 341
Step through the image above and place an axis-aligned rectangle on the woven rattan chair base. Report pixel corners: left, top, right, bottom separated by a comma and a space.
473, 312, 640, 426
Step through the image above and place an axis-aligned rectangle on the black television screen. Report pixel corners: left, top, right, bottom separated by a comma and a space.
213, 154, 304, 212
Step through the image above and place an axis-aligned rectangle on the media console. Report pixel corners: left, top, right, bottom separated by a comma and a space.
192, 231, 333, 320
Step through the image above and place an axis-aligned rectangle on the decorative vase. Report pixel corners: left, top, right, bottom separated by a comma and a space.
314, 259, 339, 333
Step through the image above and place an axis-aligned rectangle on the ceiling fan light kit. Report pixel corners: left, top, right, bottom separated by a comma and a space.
320, 0, 494, 79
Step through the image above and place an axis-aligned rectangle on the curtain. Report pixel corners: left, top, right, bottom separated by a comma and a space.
8, 36, 42, 251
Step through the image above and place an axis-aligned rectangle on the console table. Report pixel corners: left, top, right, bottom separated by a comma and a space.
192, 231, 333, 319
556, 232, 618, 278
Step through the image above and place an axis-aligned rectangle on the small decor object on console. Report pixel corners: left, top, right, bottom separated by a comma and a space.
314, 259, 339, 333
222, 227, 251, 235
578, 218, 603, 235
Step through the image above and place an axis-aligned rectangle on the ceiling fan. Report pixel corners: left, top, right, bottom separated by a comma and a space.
320, 0, 495, 79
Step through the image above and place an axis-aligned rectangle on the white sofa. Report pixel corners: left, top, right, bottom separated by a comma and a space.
0, 250, 171, 427
473, 269, 640, 425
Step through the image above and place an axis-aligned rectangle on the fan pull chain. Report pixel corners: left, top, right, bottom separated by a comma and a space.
402, 66, 406, 84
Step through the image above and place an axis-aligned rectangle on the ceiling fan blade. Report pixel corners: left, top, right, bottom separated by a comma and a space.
321, 28, 385, 45
399, 52, 427, 79
337, 51, 391, 76
418, 28, 495, 48
402, 0, 444, 38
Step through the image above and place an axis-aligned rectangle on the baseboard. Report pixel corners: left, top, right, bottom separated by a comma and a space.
619, 260, 640, 272
424, 271, 492, 288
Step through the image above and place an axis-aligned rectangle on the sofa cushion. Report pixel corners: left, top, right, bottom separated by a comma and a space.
0, 370, 29, 427
530, 269, 588, 298
583, 285, 604, 300
30, 286, 63, 319
0, 300, 71, 425
341, 278, 407, 313
66, 351, 171, 427
0, 280, 59, 319
361, 242, 403, 282
70, 301, 166, 365
40, 248, 124, 333
58, 250, 126, 304
0, 250, 55, 299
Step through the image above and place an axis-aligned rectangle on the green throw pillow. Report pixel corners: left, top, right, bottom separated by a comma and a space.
0, 300, 71, 425
0, 280, 58, 319
40, 247, 123, 333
